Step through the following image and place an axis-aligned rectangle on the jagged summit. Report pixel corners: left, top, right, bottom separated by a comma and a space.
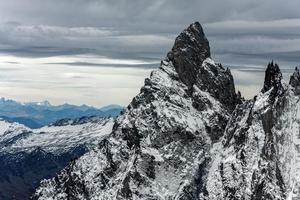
290, 67, 300, 85
262, 61, 282, 92
170, 22, 210, 88
261, 61, 283, 101
290, 67, 300, 92
168, 22, 238, 111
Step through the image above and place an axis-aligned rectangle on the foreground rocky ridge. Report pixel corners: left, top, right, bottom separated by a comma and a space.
33, 22, 300, 200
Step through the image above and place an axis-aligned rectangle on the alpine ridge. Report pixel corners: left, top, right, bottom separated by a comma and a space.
33, 22, 300, 200
205, 62, 300, 199
0, 117, 114, 200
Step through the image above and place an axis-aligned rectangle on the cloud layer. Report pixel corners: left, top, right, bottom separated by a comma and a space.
0, 0, 299, 105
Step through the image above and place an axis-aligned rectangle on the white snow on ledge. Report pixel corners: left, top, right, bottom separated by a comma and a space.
0, 118, 114, 154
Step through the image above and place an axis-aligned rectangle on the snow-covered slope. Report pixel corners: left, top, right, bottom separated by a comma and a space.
0, 117, 114, 200
0, 119, 29, 138
276, 86, 300, 200
201, 63, 300, 199
1, 116, 114, 154
33, 22, 240, 200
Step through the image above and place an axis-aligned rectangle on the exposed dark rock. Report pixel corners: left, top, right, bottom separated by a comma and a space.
170, 22, 238, 112
289, 66, 300, 94
289, 67, 300, 87
261, 61, 283, 100
236, 90, 244, 104
196, 62, 238, 111
171, 22, 210, 89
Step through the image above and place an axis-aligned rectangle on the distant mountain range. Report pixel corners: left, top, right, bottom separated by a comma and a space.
0, 98, 123, 128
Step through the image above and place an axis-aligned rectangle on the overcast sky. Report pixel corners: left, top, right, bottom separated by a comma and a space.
0, 0, 299, 106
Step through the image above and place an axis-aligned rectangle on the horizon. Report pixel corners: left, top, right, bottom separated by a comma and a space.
0, 96, 123, 108
0, 57, 296, 107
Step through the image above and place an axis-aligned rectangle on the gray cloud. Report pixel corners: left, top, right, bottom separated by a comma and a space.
1, 0, 300, 27
1, 1, 300, 64
0, 23, 172, 61
0, 0, 299, 105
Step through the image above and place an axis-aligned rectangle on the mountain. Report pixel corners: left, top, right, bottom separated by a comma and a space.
33, 22, 300, 200
33, 22, 239, 199
0, 116, 43, 129
0, 98, 122, 128
0, 116, 114, 200
100, 104, 123, 112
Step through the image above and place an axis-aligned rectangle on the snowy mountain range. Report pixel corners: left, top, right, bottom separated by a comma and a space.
0, 98, 122, 128
0, 116, 114, 200
1, 21, 299, 199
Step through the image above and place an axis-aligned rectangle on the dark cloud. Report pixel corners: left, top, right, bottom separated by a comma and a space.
46, 61, 159, 69
0, 1, 299, 68
1, 0, 300, 28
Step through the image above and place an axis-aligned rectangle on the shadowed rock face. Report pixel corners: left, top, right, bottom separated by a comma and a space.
290, 67, 300, 94
290, 67, 300, 87
171, 22, 210, 89
262, 61, 283, 99
170, 22, 238, 112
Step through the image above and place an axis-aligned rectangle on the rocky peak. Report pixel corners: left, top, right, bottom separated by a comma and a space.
261, 61, 283, 99
290, 67, 300, 86
170, 21, 210, 89
33, 22, 240, 200
169, 22, 238, 112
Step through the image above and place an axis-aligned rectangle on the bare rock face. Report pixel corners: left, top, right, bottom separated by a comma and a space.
262, 61, 283, 102
262, 61, 282, 92
171, 22, 210, 88
289, 67, 300, 94
170, 22, 238, 111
